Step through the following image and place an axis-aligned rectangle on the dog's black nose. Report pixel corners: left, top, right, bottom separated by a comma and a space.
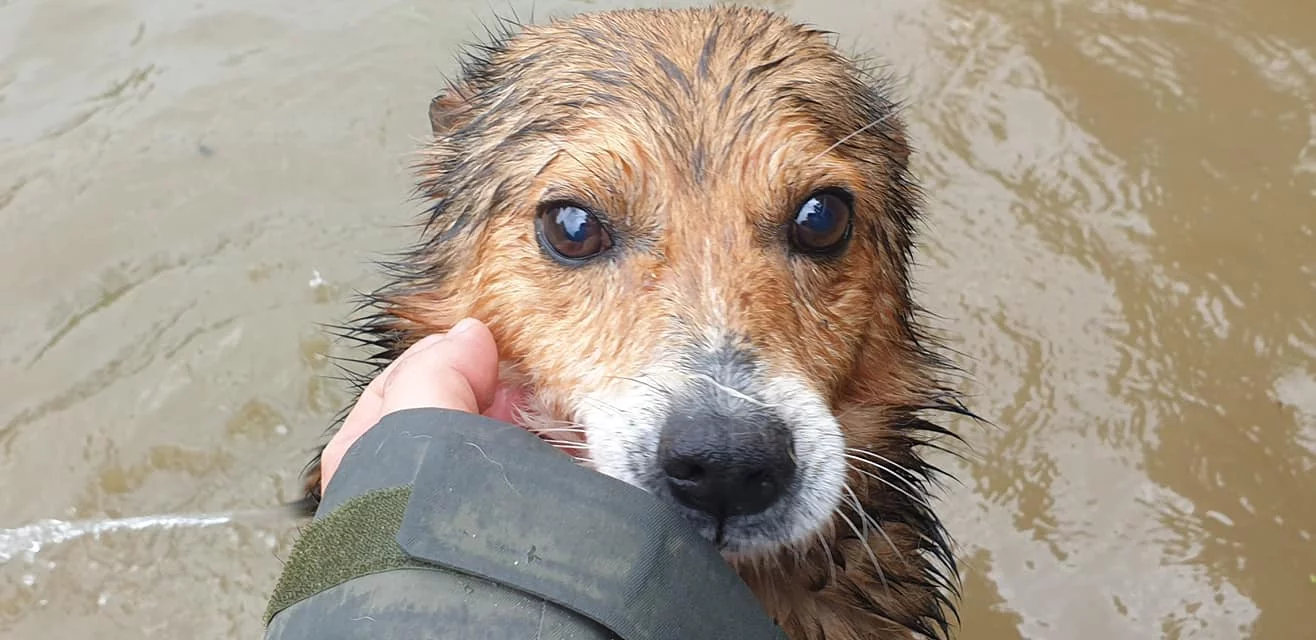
658, 401, 796, 518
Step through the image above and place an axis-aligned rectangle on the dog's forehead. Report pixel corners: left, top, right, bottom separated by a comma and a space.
491, 9, 862, 119
512, 8, 830, 67
471, 13, 875, 201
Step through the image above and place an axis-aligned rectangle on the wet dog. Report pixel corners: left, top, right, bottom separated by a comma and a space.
303, 6, 973, 639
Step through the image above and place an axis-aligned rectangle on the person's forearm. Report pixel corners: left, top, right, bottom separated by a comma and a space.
263, 408, 789, 640
264, 408, 617, 639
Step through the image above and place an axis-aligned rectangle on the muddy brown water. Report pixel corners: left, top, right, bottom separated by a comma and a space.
1, 0, 1313, 638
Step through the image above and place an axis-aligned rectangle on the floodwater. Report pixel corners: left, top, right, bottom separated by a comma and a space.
0, 0, 1312, 637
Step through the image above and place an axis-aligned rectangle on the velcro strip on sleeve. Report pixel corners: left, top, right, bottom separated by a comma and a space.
263, 485, 419, 625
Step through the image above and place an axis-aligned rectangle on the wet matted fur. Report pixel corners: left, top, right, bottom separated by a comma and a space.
299, 6, 977, 639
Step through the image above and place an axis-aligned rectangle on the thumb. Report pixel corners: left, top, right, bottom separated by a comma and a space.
379, 318, 502, 416
319, 318, 503, 494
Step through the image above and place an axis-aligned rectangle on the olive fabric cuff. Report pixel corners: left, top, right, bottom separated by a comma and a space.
264, 407, 790, 640
263, 485, 416, 624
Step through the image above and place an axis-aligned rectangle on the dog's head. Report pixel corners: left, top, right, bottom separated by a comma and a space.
330, 6, 966, 637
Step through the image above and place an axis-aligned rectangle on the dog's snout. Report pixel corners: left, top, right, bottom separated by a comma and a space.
658, 403, 796, 518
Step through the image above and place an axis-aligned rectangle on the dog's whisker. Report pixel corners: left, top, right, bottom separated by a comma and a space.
835, 504, 889, 597
687, 373, 776, 409
845, 447, 921, 476
601, 374, 672, 396
844, 451, 922, 487
539, 439, 594, 449
525, 417, 588, 427
844, 451, 927, 496
815, 529, 837, 585
529, 425, 590, 435
845, 459, 931, 509
845, 484, 906, 567
810, 106, 903, 163
842, 463, 926, 503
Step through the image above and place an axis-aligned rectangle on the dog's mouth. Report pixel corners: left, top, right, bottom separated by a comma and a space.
503, 337, 850, 555
541, 364, 851, 555
524, 413, 820, 556
525, 410, 806, 552
649, 475, 823, 554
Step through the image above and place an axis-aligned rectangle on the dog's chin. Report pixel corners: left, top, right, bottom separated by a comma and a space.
648, 482, 833, 557
589, 455, 832, 557
677, 510, 803, 557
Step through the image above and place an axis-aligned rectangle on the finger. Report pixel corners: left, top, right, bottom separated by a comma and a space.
320, 320, 496, 492
379, 318, 502, 415
332, 349, 408, 448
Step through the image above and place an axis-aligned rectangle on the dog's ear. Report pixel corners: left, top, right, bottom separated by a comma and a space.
429, 87, 471, 137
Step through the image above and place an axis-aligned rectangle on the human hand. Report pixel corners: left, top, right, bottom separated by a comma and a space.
318, 317, 523, 493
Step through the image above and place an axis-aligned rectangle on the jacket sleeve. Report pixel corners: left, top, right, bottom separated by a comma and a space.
262, 407, 790, 640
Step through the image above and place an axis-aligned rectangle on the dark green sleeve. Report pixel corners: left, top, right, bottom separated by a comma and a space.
263, 408, 789, 640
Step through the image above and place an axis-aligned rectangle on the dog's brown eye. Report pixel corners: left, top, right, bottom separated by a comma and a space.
536, 203, 613, 262
789, 190, 853, 255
